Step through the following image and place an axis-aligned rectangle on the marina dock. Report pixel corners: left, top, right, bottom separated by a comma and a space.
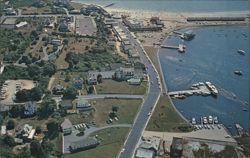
168, 82, 218, 99
161, 44, 186, 52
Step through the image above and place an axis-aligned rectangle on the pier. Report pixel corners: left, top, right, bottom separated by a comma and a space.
161, 44, 186, 52
168, 82, 217, 99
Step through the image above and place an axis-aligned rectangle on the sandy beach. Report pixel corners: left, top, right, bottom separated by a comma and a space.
106, 8, 250, 20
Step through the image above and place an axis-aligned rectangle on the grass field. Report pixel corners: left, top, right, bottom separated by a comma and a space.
95, 80, 147, 95
146, 95, 190, 132
64, 127, 129, 158
66, 98, 142, 127
91, 98, 142, 126
51, 133, 63, 154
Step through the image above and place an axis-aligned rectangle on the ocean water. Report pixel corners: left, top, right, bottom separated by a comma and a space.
159, 26, 249, 135
74, 0, 250, 12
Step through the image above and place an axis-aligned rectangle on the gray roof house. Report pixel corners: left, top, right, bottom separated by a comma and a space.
24, 101, 37, 117
58, 20, 69, 32
76, 98, 92, 111
69, 137, 99, 153
61, 118, 73, 135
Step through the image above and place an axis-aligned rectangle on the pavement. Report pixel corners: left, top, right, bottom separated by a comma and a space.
117, 22, 161, 158
143, 124, 237, 143
77, 94, 144, 100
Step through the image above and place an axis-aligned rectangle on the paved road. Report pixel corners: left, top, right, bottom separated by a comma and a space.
118, 22, 161, 158
77, 94, 144, 100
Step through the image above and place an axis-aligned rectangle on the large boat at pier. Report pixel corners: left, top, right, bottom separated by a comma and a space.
205, 81, 218, 95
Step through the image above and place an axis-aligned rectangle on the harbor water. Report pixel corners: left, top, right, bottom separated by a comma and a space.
159, 26, 249, 135
75, 0, 250, 12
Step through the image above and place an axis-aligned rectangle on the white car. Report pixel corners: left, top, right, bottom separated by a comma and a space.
148, 112, 152, 116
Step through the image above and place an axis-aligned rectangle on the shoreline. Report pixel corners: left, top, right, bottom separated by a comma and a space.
156, 24, 249, 134
155, 23, 249, 126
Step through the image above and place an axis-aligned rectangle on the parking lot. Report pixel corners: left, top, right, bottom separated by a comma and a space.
75, 16, 97, 36
0, 80, 35, 105
144, 124, 237, 143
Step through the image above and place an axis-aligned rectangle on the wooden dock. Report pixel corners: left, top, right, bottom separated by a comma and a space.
161, 44, 186, 52
168, 85, 212, 98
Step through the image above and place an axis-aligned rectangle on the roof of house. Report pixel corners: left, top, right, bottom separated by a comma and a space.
136, 148, 154, 158
61, 118, 73, 129
139, 137, 161, 151
61, 99, 73, 107
171, 137, 183, 150
16, 21, 28, 28
70, 137, 99, 151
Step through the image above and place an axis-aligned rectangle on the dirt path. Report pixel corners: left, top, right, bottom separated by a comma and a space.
47, 76, 55, 90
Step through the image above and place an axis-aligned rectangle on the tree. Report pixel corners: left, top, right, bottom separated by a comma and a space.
14, 147, 31, 158
63, 86, 77, 99
15, 90, 28, 102
6, 119, 15, 130
29, 87, 43, 101
46, 120, 59, 140
9, 106, 21, 118
30, 140, 46, 158
28, 65, 41, 79
0, 114, 3, 126
97, 74, 103, 84
3, 135, 15, 147
38, 99, 55, 119
112, 106, 119, 112
35, 126, 42, 134
88, 86, 94, 94
43, 62, 56, 77
109, 111, 117, 119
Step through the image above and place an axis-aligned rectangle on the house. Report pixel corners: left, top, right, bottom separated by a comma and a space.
73, 78, 83, 89
18, 124, 36, 141
170, 137, 183, 158
58, 20, 69, 32
87, 71, 115, 85
76, 98, 92, 111
127, 78, 141, 85
135, 148, 154, 158
24, 101, 37, 117
52, 84, 65, 95
61, 118, 73, 135
60, 99, 73, 110
1, 126, 6, 135
69, 137, 99, 153
136, 137, 161, 158
51, 39, 62, 46
16, 21, 28, 29
114, 67, 134, 81
87, 77, 97, 85
0, 60, 4, 74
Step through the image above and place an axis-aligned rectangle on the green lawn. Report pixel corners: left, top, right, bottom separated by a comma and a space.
64, 127, 129, 158
95, 79, 147, 94
51, 133, 63, 154
91, 98, 142, 126
66, 99, 142, 127
146, 95, 191, 132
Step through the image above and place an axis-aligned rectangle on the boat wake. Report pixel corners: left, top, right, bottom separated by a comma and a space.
219, 87, 249, 108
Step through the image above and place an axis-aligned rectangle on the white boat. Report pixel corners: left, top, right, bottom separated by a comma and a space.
214, 117, 218, 124
208, 115, 213, 124
205, 81, 218, 95
191, 118, 196, 125
203, 117, 208, 124
237, 49, 245, 55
